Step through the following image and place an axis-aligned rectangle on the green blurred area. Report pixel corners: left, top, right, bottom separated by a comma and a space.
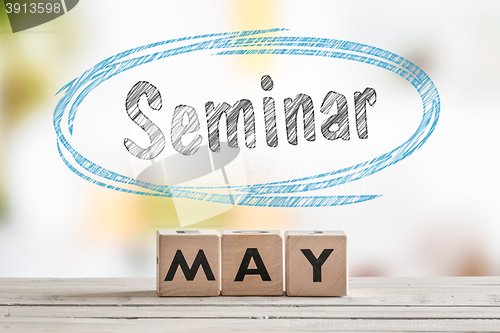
0, 1, 234, 227
0, 0, 8, 218
0, 1, 10, 30
0, 1, 56, 220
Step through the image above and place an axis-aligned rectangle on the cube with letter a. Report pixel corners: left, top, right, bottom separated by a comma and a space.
156, 230, 220, 296
221, 230, 283, 296
286, 231, 347, 296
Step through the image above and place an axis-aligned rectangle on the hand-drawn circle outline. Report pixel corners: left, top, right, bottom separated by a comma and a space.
53, 28, 440, 208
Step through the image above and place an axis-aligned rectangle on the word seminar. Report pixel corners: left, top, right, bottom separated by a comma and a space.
125, 76, 377, 159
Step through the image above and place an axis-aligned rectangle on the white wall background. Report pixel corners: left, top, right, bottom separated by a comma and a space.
1, 0, 500, 277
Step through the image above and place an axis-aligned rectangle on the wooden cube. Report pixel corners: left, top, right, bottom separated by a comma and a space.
221, 230, 283, 296
156, 230, 220, 296
286, 231, 347, 296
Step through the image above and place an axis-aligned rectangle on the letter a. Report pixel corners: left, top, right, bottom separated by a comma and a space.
234, 248, 272, 281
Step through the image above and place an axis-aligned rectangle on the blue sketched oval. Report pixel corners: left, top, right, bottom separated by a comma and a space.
53, 28, 440, 208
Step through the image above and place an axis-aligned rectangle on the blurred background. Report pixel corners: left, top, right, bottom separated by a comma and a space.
1, 0, 500, 277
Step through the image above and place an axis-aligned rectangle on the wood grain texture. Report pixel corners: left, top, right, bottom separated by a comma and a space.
221, 230, 283, 296
1, 277, 500, 332
157, 230, 220, 296
286, 230, 347, 296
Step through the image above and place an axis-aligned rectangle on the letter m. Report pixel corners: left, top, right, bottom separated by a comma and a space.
206, 99, 256, 152
164, 250, 216, 281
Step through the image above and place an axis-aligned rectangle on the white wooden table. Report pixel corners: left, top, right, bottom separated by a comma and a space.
1, 277, 499, 332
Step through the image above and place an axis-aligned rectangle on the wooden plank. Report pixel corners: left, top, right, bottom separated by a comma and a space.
1, 278, 500, 307
1, 278, 500, 332
3, 276, 500, 297
2, 305, 500, 320
2, 317, 500, 332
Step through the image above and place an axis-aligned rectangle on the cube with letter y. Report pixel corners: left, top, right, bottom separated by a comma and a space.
221, 230, 283, 296
286, 231, 347, 296
156, 230, 220, 296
